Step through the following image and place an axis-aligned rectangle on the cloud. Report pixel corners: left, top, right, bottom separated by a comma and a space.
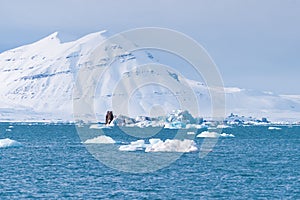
0, 0, 299, 94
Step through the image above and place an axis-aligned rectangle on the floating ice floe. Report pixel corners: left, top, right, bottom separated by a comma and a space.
89, 124, 112, 129
84, 135, 116, 144
197, 131, 235, 138
145, 139, 198, 152
0, 138, 22, 148
119, 140, 147, 151
197, 131, 219, 138
119, 138, 198, 153
268, 127, 282, 130
220, 133, 235, 137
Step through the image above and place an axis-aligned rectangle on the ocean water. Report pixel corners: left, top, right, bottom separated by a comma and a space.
0, 123, 299, 199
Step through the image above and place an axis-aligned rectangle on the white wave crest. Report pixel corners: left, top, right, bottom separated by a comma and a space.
84, 135, 115, 144
0, 138, 22, 148
119, 138, 198, 153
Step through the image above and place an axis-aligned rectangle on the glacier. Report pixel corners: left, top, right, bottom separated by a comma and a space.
0, 31, 300, 122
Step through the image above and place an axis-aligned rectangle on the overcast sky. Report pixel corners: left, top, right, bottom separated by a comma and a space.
0, 0, 299, 94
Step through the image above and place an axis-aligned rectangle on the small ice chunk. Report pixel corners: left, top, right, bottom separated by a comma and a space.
119, 140, 147, 151
197, 131, 219, 138
220, 133, 235, 137
0, 138, 22, 148
84, 135, 115, 144
268, 127, 282, 130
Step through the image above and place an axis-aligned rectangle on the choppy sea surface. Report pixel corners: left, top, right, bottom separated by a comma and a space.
0, 123, 299, 199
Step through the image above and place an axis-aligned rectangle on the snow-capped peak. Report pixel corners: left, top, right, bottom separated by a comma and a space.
37, 32, 61, 43
74, 30, 107, 44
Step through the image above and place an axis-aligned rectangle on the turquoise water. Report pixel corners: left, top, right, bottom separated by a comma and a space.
0, 124, 299, 199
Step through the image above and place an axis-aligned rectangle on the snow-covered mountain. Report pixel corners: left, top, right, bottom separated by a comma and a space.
0, 31, 107, 121
0, 31, 299, 122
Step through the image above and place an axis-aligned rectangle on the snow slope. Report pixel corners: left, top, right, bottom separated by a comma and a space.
0, 31, 107, 120
0, 31, 299, 122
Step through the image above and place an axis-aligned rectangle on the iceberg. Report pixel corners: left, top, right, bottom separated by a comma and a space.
164, 121, 186, 129
166, 110, 196, 124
